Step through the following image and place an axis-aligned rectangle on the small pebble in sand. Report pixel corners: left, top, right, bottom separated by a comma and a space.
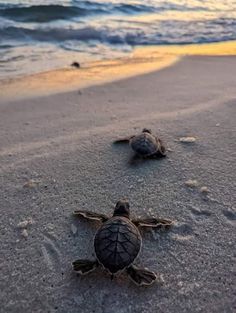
23, 179, 40, 188
200, 186, 209, 194
148, 208, 154, 214
17, 218, 34, 239
216, 123, 220, 127
17, 218, 34, 229
179, 137, 196, 143
185, 179, 199, 188
21, 229, 28, 238
137, 178, 144, 183
47, 223, 54, 231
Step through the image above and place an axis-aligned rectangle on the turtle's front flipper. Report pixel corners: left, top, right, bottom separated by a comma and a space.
113, 136, 134, 144
132, 217, 173, 229
72, 259, 98, 275
73, 210, 108, 222
127, 265, 157, 286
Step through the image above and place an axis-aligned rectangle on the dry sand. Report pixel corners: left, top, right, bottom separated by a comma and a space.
0, 55, 236, 313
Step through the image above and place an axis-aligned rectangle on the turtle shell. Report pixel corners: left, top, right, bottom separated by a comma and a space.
130, 132, 158, 156
94, 217, 141, 274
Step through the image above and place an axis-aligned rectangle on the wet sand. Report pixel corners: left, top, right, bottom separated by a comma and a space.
1, 40, 236, 102
0, 55, 236, 313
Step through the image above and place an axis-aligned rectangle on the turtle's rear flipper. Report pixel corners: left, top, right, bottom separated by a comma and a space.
72, 259, 98, 275
73, 210, 108, 222
158, 138, 166, 155
113, 136, 134, 144
132, 217, 173, 229
150, 138, 166, 158
127, 265, 157, 286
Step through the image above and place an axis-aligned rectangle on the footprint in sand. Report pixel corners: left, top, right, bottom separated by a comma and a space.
41, 232, 62, 272
189, 206, 212, 222
222, 208, 236, 226
170, 222, 195, 241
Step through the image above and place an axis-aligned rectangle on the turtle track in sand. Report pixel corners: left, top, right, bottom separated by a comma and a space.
41, 232, 62, 272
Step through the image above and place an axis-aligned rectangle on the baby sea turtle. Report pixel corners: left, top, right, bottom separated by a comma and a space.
113, 128, 166, 161
72, 199, 173, 286
71, 61, 80, 68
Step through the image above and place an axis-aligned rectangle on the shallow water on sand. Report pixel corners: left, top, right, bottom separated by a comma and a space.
0, 0, 236, 78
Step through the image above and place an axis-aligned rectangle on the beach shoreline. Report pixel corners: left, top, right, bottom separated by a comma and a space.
1, 40, 236, 102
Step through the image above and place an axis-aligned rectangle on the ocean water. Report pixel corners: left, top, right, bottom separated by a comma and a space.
0, 0, 236, 79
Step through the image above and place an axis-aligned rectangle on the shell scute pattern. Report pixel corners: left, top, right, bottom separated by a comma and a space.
130, 132, 158, 156
94, 217, 141, 273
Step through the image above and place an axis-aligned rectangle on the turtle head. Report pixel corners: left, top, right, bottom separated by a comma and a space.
113, 199, 130, 219
142, 128, 152, 134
